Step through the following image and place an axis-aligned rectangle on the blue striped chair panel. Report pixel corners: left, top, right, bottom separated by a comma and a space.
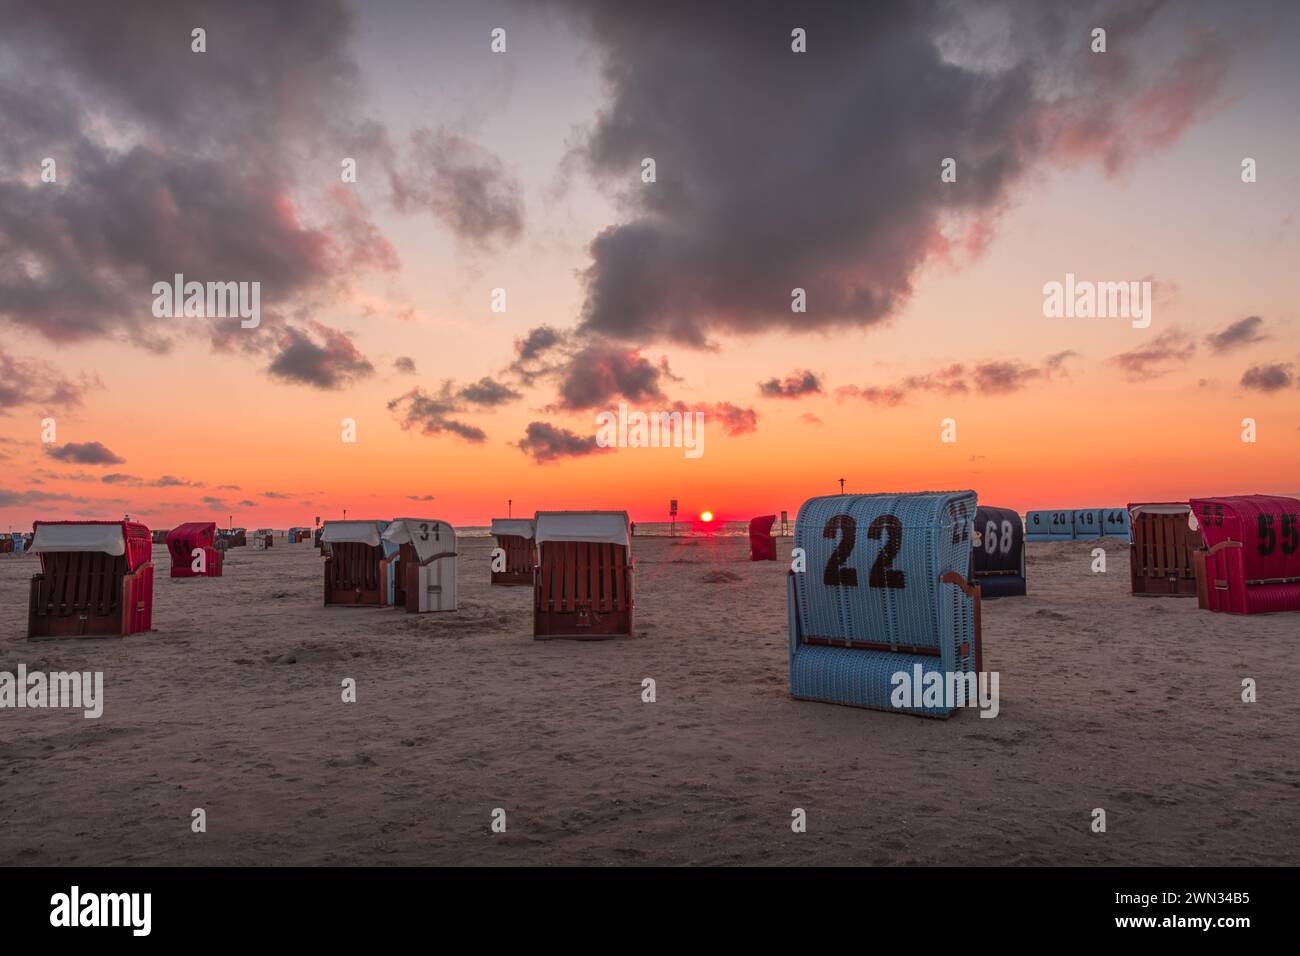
1072, 508, 1104, 539
788, 491, 979, 717
1101, 508, 1130, 539
1025, 509, 1074, 541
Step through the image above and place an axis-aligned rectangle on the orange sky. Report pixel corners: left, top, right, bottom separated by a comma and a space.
3, 1, 1298, 530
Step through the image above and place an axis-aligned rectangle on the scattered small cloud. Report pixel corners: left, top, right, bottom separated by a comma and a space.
1207, 316, 1266, 354
1240, 363, 1294, 393
516, 422, 610, 463
758, 370, 822, 399
44, 441, 124, 465
268, 321, 375, 390
1109, 329, 1196, 381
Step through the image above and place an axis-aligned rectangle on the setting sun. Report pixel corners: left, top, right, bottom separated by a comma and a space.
700, 511, 714, 522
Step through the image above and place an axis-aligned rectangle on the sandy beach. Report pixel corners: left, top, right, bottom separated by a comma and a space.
1, 533, 1296, 867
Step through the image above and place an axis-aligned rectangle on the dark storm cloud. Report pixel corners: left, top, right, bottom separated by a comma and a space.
516, 422, 609, 463
1240, 363, 1293, 392
560, 0, 1232, 346
758, 370, 823, 399
267, 322, 375, 389
390, 129, 524, 246
554, 343, 672, 410
1109, 329, 1196, 380
1206, 316, 1267, 353
393, 356, 418, 374
0, 0, 392, 358
44, 441, 124, 465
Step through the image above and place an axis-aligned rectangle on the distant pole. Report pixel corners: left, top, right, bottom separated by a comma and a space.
838, 478, 845, 494
343, 508, 347, 520
508, 499, 512, 518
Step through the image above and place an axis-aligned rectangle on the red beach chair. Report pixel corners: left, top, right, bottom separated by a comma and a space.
27, 520, 154, 639
533, 511, 633, 640
166, 521, 223, 578
749, 514, 777, 561
1190, 495, 1300, 614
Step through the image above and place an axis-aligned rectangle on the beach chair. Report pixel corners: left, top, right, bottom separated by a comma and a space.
1072, 508, 1104, 540
382, 519, 458, 612
0, 537, 11, 555
1127, 503, 1202, 596
321, 520, 389, 606
1025, 510, 1074, 541
970, 505, 1026, 598
490, 518, 535, 586
533, 511, 633, 640
1190, 495, 1300, 614
788, 492, 982, 717
1102, 508, 1130, 540
749, 515, 777, 561
165, 521, 223, 578
229, 528, 247, 548
27, 521, 154, 639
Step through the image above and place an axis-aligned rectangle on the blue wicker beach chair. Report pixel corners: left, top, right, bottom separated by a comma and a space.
788, 491, 982, 717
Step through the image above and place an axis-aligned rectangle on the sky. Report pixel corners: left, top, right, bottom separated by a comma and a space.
1, 0, 1297, 530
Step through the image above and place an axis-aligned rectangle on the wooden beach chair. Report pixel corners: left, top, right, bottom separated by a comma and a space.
490, 518, 535, 586
533, 511, 633, 640
970, 505, 1026, 598
787, 492, 982, 717
749, 514, 777, 561
166, 521, 223, 578
27, 521, 154, 639
321, 520, 389, 606
382, 519, 458, 612
1190, 495, 1300, 614
1127, 503, 1202, 596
